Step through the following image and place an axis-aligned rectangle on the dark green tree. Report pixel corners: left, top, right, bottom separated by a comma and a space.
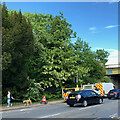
2, 4, 34, 103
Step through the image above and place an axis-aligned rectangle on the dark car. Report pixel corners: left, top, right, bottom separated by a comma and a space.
107, 89, 120, 99
67, 90, 103, 107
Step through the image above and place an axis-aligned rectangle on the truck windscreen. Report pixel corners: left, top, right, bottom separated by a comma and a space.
84, 86, 92, 89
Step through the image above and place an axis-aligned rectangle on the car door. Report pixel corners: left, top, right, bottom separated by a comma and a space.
89, 91, 98, 104
84, 90, 93, 104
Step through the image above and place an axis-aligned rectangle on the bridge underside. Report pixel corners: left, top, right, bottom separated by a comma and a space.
108, 74, 120, 89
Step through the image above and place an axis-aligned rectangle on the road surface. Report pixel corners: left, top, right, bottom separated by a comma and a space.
2, 99, 120, 119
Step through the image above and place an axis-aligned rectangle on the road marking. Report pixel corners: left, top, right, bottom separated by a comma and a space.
78, 104, 103, 111
20, 109, 27, 111
20, 108, 33, 112
40, 104, 104, 118
40, 113, 61, 118
110, 113, 119, 119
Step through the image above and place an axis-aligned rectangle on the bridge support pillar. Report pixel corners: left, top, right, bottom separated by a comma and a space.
110, 75, 120, 89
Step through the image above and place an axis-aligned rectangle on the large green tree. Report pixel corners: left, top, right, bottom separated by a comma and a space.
24, 12, 76, 91
24, 12, 109, 100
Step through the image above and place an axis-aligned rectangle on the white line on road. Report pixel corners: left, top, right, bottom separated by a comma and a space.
40, 113, 61, 118
78, 104, 103, 111
20, 109, 29, 111
40, 104, 104, 118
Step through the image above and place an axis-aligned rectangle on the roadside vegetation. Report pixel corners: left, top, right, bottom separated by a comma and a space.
2, 3, 110, 104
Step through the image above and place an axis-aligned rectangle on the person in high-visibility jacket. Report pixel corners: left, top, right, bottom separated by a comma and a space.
63, 88, 68, 101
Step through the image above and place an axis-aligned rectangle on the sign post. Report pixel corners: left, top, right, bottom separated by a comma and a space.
74, 76, 78, 83
74, 76, 79, 91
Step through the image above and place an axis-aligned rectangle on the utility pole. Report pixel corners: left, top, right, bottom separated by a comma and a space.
74, 76, 79, 91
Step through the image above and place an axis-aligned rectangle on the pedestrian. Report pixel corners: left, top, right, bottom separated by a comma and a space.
7, 91, 14, 107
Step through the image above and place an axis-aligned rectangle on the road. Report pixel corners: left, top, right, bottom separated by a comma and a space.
2, 99, 120, 119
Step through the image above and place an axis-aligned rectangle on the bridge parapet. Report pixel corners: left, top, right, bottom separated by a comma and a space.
105, 64, 120, 75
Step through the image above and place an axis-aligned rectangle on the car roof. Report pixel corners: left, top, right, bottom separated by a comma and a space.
110, 89, 120, 91
71, 90, 92, 94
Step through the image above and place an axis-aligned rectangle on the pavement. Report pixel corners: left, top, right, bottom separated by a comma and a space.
1, 100, 64, 112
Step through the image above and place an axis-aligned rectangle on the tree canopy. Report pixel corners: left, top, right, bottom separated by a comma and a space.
2, 3, 34, 102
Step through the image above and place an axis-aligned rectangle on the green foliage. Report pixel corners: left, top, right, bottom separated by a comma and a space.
24, 12, 76, 90
95, 49, 110, 64
25, 77, 44, 101
2, 4, 109, 103
2, 3, 34, 103
101, 76, 110, 83
24, 12, 109, 101
2, 52, 12, 70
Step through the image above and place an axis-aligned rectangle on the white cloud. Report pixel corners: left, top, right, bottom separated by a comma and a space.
89, 27, 96, 31
95, 48, 119, 65
104, 49, 119, 65
104, 25, 119, 29
106, 49, 118, 58
106, 57, 118, 65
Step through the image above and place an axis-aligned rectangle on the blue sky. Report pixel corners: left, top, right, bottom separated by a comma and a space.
5, 2, 118, 64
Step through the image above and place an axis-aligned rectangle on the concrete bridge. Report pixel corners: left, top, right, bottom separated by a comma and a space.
105, 64, 120, 88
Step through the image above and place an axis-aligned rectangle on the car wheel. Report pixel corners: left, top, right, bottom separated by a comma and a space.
69, 104, 74, 107
83, 100, 87, 107
98, 98, 103, 104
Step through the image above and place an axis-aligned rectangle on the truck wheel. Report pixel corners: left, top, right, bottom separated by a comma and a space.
83, 100, 87, 107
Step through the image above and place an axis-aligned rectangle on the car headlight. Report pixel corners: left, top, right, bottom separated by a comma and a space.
76, 94, 81, 101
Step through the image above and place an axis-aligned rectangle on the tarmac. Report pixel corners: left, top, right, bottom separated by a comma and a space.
1, 100, 64, 112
